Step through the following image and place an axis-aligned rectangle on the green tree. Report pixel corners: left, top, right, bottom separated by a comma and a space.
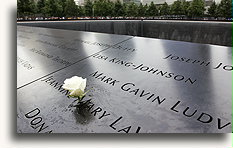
182, 0, 190, 16
188, 0, 205, 17
93, 0, 101, 16
37, 0, 46, 14
146, 2, 158, 16
64, 0, 77, 17
160, 2, 170, 15
171, 1, 183, 15
144, 4, 149, 16
138, 3, 146, 17
17, 0, 36, 16
232, 0, 233, 18
93, 0, 114, 17
114, 0, 124, 16
44, 0, 63, 17
77, 6, 85, 16
122, 3, 128, 16
208, 1, 217, 17
93, 0, 106, 16
59, 0, 67, 16
126, 2, 138, 17
17, 0, 20, 16
106, 0, 115, 16
217, 0, 231, 18
29, 0, 37, 15
85, 0, 93, 16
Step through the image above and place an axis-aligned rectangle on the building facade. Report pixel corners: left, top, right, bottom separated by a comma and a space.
74, 0, 84, 5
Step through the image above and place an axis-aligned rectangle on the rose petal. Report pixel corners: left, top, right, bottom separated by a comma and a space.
79, 78, 86, 91
62, 76, 87, 91
69, 89, 84, 97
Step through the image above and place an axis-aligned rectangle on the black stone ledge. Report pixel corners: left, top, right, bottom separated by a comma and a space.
17, 20, 232, 47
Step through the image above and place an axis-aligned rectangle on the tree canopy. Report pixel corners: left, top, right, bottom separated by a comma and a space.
188, 0, 205, 17
217, 0, 231, 18
160, 2, 170, 16
17, 0, 232, 20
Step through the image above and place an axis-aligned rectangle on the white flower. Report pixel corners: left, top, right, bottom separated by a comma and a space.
62, 76, 87, 98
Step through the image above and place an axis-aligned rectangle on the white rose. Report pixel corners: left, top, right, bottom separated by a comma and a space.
62, 76, 87, 98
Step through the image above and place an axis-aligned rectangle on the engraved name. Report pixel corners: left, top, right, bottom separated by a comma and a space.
89, 70, 231, 131
24, 108, 53, 133
164, 54, 232, 72
17, 56, 35, 70
92, 53, 197, 85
